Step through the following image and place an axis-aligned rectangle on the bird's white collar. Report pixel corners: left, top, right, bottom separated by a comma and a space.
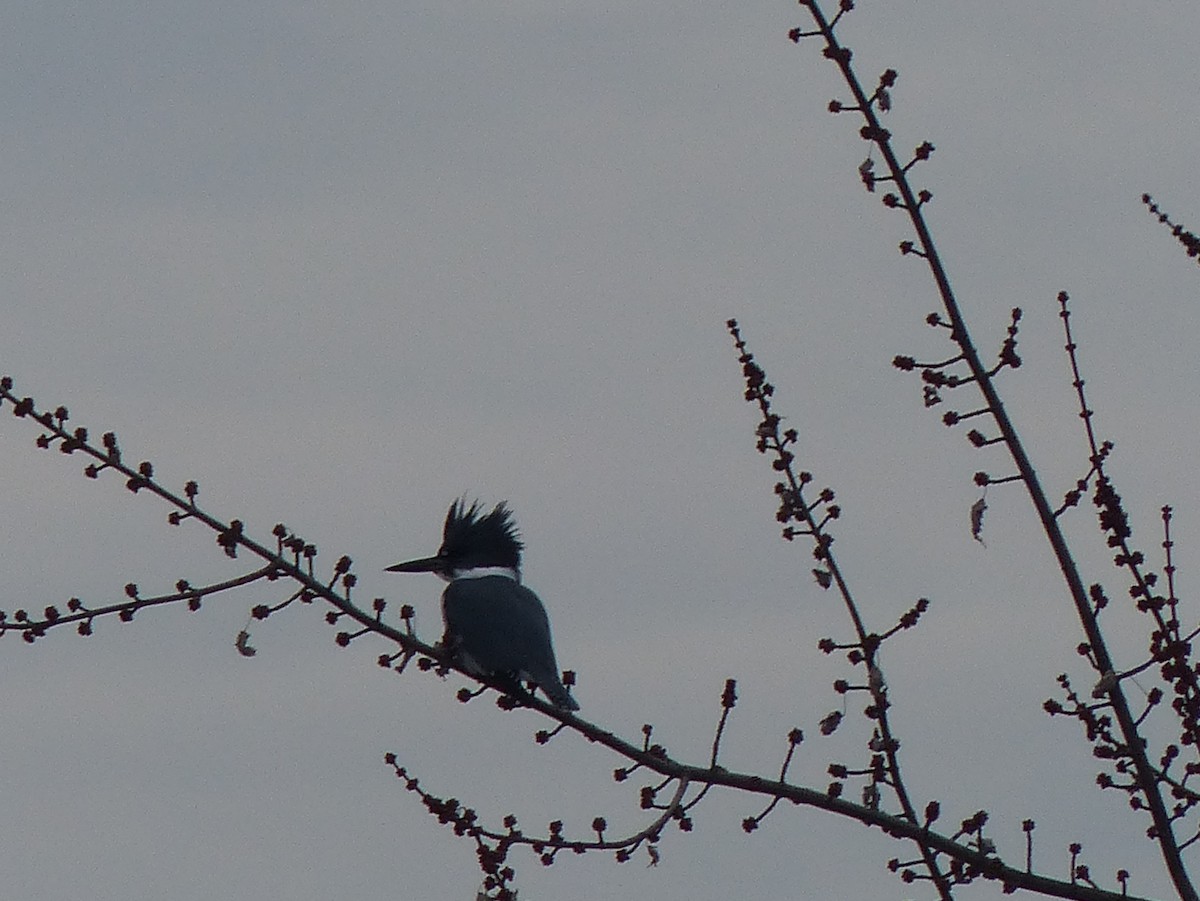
449, 566, 520, 582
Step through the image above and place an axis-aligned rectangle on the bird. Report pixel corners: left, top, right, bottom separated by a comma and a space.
385, 499, 579, 711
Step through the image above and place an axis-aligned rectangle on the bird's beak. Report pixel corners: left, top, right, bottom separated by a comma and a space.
385, 555, 445, 574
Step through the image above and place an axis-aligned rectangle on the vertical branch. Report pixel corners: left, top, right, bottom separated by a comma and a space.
793, 4, 1196, 897
730, 321, 952, 899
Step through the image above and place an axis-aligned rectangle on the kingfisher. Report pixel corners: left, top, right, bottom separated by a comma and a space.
386, 499, 579, 711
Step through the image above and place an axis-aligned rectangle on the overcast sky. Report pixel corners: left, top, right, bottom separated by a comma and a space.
2, 2, 1199, 899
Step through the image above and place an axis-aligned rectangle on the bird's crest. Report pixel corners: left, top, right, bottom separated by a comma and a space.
440, 499, 523, 570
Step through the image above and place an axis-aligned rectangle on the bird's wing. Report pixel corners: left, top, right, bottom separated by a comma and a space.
442, 577, 556, 679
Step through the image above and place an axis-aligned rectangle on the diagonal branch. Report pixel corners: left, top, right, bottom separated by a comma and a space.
0, 371, 1155, 900
0, 567, 278, 640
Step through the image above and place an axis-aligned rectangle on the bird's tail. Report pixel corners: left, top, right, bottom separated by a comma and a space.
538, 675, 579, 711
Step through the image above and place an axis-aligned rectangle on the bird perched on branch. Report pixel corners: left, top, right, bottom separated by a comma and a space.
386, 499, 579, 711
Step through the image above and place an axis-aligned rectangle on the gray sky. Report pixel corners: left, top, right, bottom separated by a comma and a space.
2, 2, 1199, 898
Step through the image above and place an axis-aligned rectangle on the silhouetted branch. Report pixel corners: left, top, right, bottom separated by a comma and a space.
0, 566, 277, 641
782, 2, 1196, 896
1144, 194, 1200, 267
1, 364, 1152, 900
386, 757, 691, 900
1050, 293, 1200, 839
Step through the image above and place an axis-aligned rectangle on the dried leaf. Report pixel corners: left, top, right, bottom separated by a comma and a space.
235, 630, 257, 657
970, 497, 988, 546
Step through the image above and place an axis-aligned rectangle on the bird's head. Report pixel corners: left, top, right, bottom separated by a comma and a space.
386, 499, 523, 582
